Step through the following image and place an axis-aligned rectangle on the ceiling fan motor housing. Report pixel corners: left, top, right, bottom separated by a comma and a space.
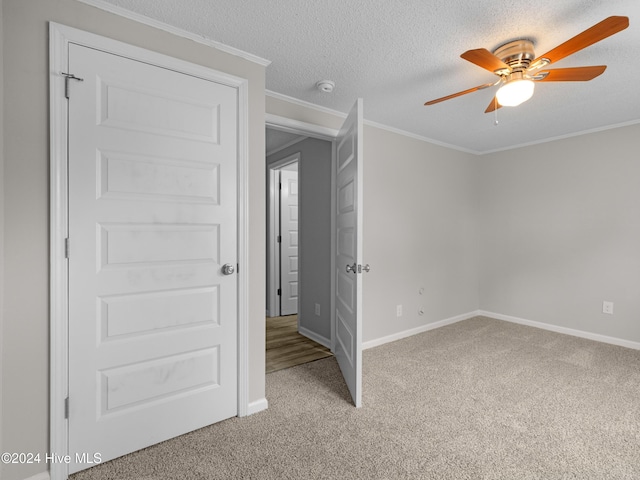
493, 39, 536, 73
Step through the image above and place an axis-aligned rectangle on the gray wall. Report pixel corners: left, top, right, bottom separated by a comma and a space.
1, 2, 266, 479
362, 127, 480, 342
267, 137, 333, 342
479, 123, 640, 342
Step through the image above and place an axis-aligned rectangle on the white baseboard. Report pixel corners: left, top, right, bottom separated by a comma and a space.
245, 397, 268, 416
298, 326, 331, 349
362, 309, 640, 352
363, 310, 479, 350
479, 310, 640, 351
24, 472, 50, 480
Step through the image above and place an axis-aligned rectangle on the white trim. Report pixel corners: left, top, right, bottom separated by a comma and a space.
75, 0, 270, 67
299, 326, 331, 350
236, 60, 251, 418
49, 24, 71, 480
479, 310, 640, 351
481, 119, 640, 155
363, 118, 478, 155
266, 113, 339, 141
362, 309, 640, 351
49, 22, 250, 477
362, 311, 479, 350
330, 139, 336, 353
267, 90, 347, 120
23, 473, 50, 480
246, 397, 269, 415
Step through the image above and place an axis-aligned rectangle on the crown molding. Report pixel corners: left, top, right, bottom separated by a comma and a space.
75, 0, 271, 67
266, 90, 348, 119
482, 118, 640, 155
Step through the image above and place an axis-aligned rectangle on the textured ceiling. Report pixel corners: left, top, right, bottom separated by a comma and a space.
92, 0, 639, 153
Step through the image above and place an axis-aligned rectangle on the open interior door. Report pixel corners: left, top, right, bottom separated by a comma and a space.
334, 99, 363, 407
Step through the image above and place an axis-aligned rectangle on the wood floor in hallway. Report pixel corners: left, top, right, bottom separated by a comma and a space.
266, 315, 333, 373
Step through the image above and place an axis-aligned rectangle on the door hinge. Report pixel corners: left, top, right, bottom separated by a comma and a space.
277, 288, 281, 296
64, 238, 70, 258
277, 235, 281, 243
64, 397, 69, 419
279, 182, 282, 191
61, 72, 84, 99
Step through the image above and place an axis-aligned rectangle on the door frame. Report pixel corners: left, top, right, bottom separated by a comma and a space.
49, 23, 250, 480
265, 114, 338, 349
267, 152, 300, 318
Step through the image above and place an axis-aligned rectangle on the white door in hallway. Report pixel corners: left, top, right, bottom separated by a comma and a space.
67, 43, 238, 472
334, 99, 364, 407
280, 168, 299, 315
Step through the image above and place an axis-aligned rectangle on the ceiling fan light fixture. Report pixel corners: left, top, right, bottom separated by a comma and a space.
496, 77, 535, 107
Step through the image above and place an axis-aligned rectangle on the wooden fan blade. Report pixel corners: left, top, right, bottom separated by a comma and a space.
484, 97, 502, 113
461, 48, 511, 73
424, 83, 494, 106
533, 16, 629, 65
536, 65, 607, 82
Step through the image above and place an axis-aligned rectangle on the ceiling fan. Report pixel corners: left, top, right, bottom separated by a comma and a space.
424, 16, 629, 113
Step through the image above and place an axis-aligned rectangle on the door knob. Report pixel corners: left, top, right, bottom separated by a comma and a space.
221, 263, 235, 275
346, 263, 357, 274
362, 264, 370, 273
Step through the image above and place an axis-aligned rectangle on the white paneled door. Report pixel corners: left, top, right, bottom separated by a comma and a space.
67, 44, 238, 472
280, 169, 299, 315
334, 99, 364, 407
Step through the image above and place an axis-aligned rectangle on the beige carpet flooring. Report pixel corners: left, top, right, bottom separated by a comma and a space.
71, 316, 640, 479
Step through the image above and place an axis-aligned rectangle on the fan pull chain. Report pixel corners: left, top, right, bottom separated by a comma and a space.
494, 97, 499, 126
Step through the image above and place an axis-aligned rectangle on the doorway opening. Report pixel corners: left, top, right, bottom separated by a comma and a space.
265, 126, 334, 372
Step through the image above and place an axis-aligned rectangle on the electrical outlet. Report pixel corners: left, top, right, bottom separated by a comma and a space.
315, 303, 320, 316
396, 304, 402, 317
603, 301, 614, 315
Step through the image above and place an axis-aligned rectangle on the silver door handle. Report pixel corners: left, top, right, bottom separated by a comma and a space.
221, 263, 235, 275
362, 264, 370, 273
346, 263, 357, 274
